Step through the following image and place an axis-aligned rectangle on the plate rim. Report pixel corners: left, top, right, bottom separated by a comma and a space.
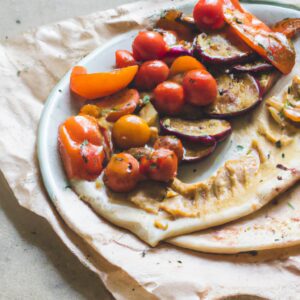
37, 0, 300, 202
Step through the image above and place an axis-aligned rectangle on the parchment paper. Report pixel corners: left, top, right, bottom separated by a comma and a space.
1, 0, 300, 299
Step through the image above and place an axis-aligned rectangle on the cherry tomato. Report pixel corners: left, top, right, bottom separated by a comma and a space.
183, 70, 217, 106
132, 31, 168, 61
140, 148, 178, 182
115, 50, 137, 68
104, 153, 140, 193
193, 0, 225, 30
112, 115, 151, 149
58, 115, 105, 181
134, 60, 170, 90
154, 136, 184, 161
153, 81, 185, 115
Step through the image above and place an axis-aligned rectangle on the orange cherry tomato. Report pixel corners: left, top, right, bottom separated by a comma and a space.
223, 0, 295, 74
112, 115, 151, 149
96, 89, 140, 122
132, 31, 168, 61
183, 70, 217, 106
58, 115, 105, 181
115, 50, 137, 68
140, 148, 178, 182
283, 107, 300, 123
154, 136, 184, 161
134, 60, 170, 90
70, 65, 138, 100
193, 0, 225, 30
170, 56, 206, 76
153, 81, 185, 115
104, 153, 140, 193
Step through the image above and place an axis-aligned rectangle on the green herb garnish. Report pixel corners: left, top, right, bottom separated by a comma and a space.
236, 145, 244, 151
288, 202, 295, 210
275, 140, 282, 148
142, 95, 151, 105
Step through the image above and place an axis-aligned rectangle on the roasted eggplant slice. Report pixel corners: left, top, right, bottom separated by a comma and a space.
166, 45, 193, 58
230, 60, 273, 74
182, 141, 216, 162
160, 117, 231, 144
193, 29, 254, 65
255, 71, 281, 96
205, 73, 261, 118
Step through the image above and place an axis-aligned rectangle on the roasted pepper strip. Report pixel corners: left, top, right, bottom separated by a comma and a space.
58, 115, 106, 181
272, 18, 300, 39
70, 65, 138, 100
223, 0, 295, 74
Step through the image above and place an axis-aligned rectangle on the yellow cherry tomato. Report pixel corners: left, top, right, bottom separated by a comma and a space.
112, 115, 151, 149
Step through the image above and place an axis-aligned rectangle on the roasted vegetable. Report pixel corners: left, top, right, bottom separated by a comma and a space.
223, 0, 296, 74
70, 65, 138, 100
193, 28, 254, 65
156, 9, 196, 41
170, 55, 205, 76
182, 141, 216, 162
272, 18, 300, 39
160, 117, 231, 144
205, 73, 261, 117
255, 71, 280, 96
95, 89, 140, 122
230, 60, 273, 74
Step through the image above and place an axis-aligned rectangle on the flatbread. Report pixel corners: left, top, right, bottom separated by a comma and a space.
71, 18, 300, 248
72, 94, 300, 246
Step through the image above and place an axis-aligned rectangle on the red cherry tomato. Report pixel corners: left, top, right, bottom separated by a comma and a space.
104, 153, 140, 193
134, 60, 169, 90
115, 50, 137, 68
153, 81, 185, 115
140, 148, 178, 182
183, 70, 217, 106
154, 136, 184, 161
193, 0, 225, 30
132, 31, 168, 61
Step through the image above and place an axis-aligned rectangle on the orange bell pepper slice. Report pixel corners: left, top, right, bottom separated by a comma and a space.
283, 107, 300, 123
272, 18, 300, 39
58, 115, 106, 181
223, 0, 296, 74
70, 65, 138, 100
170, 56, 206, 76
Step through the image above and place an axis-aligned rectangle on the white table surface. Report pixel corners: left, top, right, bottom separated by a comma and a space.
0, 1, 135, 299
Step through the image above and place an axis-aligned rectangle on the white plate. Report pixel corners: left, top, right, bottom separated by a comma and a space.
38, 1, 300, 205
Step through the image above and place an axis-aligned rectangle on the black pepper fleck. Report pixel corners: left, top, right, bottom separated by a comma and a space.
16, 19, 21, 24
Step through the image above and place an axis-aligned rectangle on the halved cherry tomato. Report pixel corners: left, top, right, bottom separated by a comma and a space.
193, 0, 225, 30
153, 81, 185, 115
134, 60, 170, 90
95, 89, 140, 122
272, 18, 300, 39
170, 56, 206, 76
132, 31, 168, 61
115, 50, 137, 68
183, 70, 217, 106
223, 0, 295, 74
140, 148, 178, 182
112, 115, 151, 149
58, 115, 105, 181
79, 104, 101, 118
104, 153, 140, 193
154, 136, 184, 161
70, 65, 138, 100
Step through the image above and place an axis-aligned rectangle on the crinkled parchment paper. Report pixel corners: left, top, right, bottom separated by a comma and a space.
1, 0, 300, 299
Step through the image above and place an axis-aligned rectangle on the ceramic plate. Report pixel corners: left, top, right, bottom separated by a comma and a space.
38, 1, 300, 205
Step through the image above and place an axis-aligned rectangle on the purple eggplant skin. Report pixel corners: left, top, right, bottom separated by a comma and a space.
205, 73, 262, 119
166, 45, 193, 58
160, 118, 232, 145
230, 61, 274, 74
254, 71, 281, 96
193, 31, 255, 65
182, 141, 216, 163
